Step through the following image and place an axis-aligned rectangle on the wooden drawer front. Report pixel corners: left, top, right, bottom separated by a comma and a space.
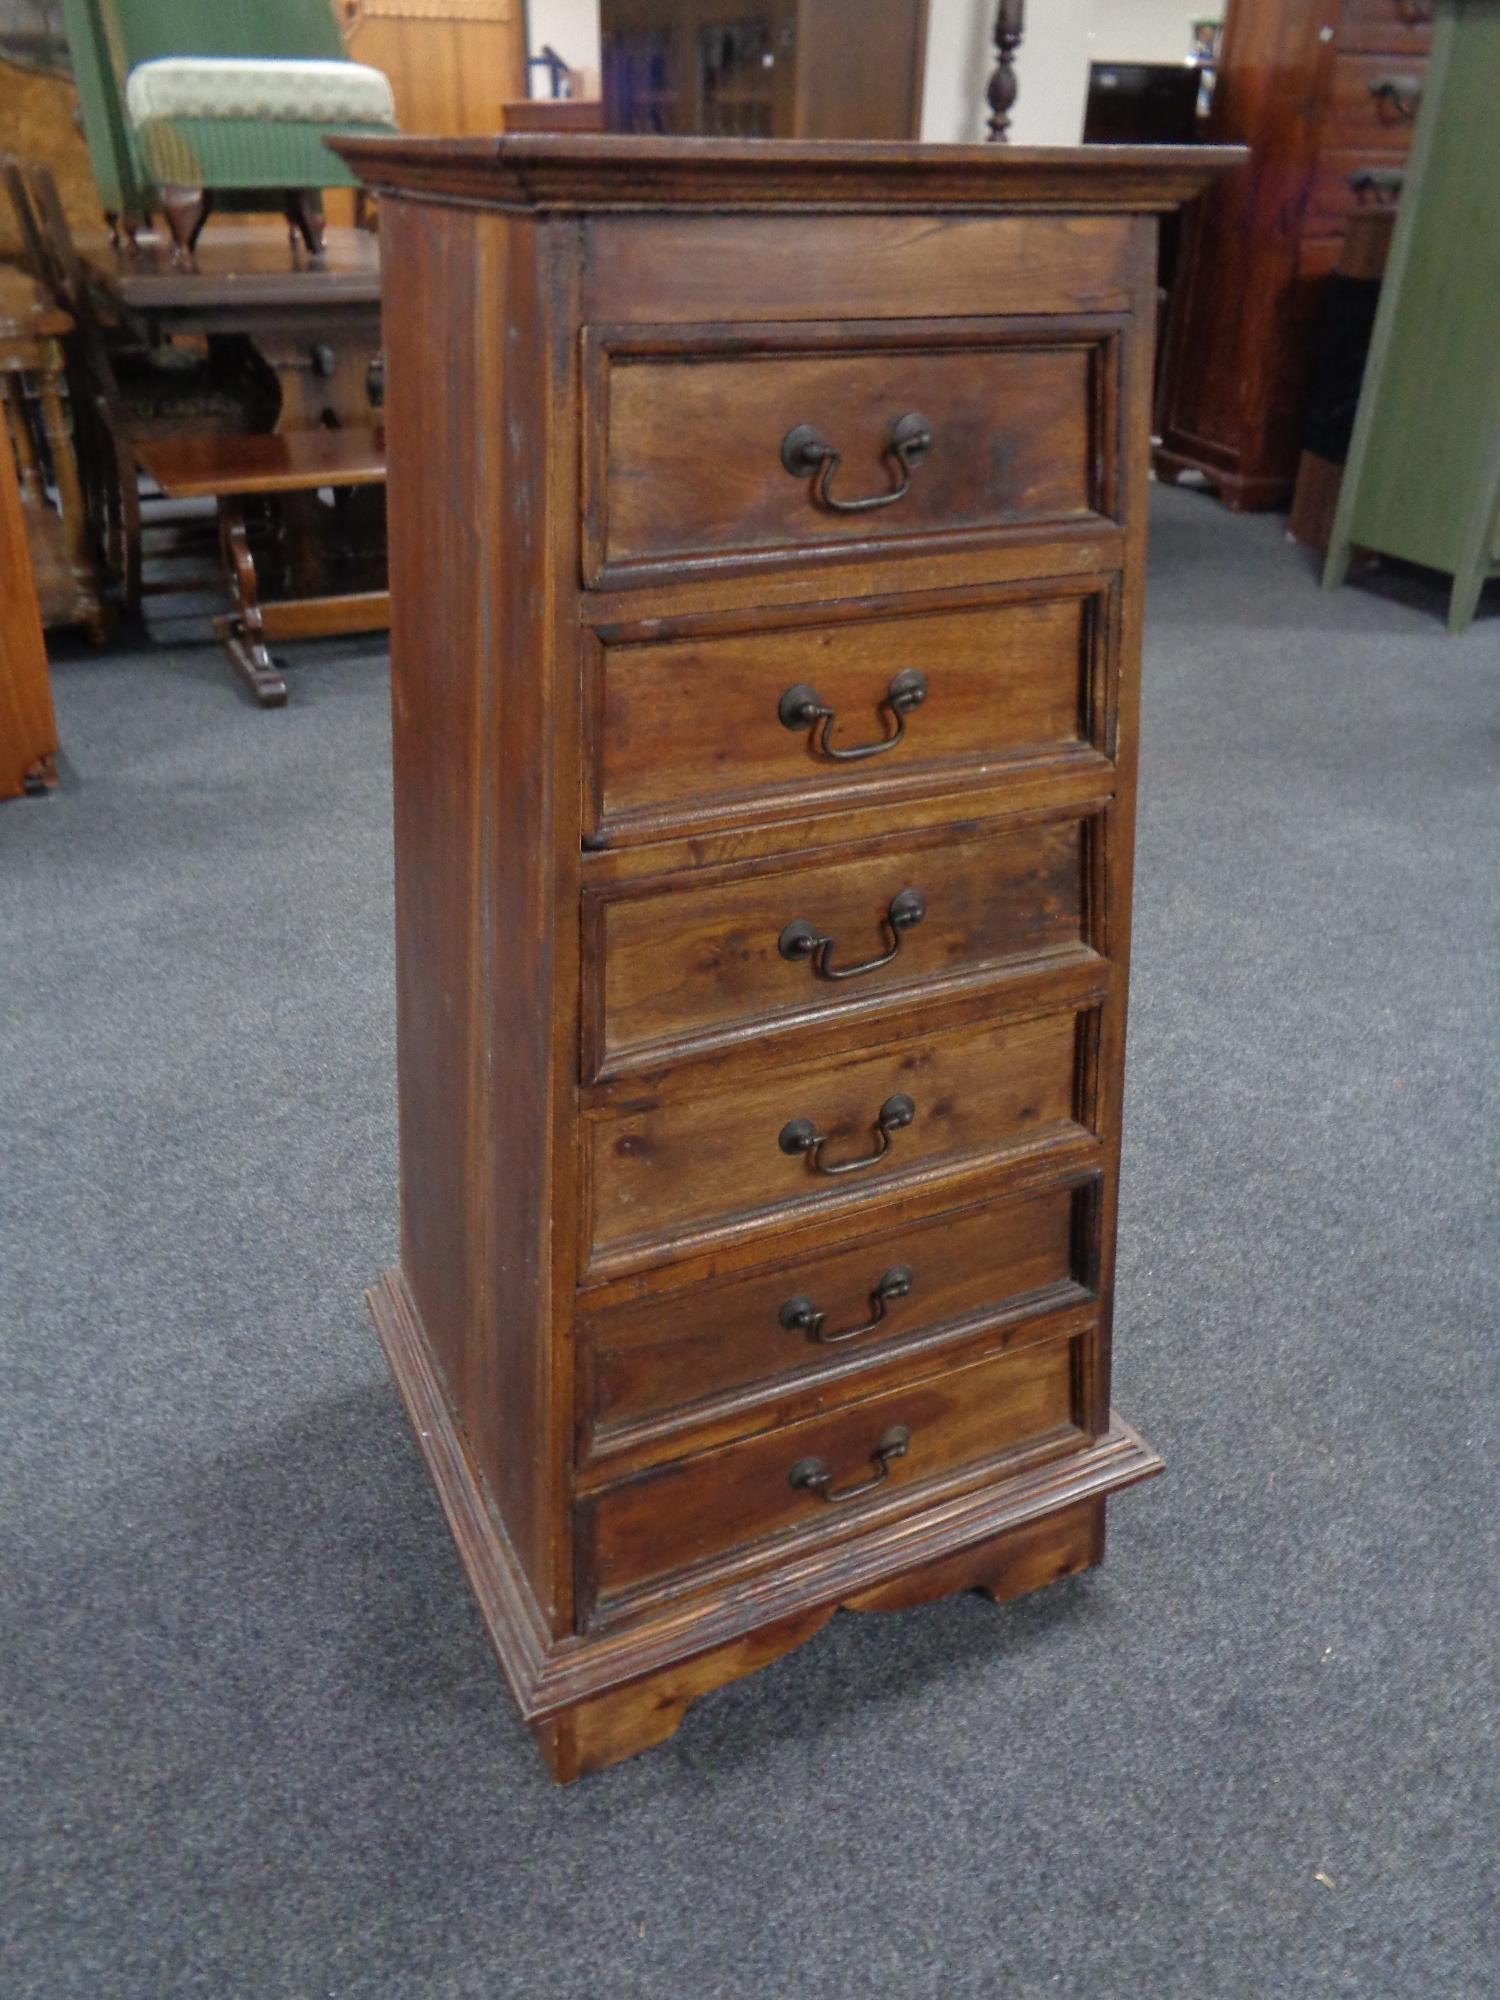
589, 583, 1109, 845
585, 1003, 1097, 1270
1338, 0, 1433, 58
582, 1330, 1082, 1610
1321, 53, 1426, 154
580, 1178, 1096, 1460
590, 810, 1099, 1073
1307, 150, 1411, 234
583, 319, 1119, 586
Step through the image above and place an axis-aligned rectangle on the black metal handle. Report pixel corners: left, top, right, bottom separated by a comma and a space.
790, 1424, 910, 1503
778, 1093, 915, 1177
781, 411, 933, 514
779, 889, 925, 982
1348, 166, 1405, 200
1368, 74, 1421, 121
778, 667, 927, 763
780, 1265, 913, 1346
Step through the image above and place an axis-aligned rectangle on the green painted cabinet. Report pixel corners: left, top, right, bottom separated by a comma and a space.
1324, 0, 1500, 633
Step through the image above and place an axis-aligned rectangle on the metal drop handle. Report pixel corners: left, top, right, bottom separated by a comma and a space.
790, 1425, 910, 1504
779, 889, 925, 982
780, 1265, 913, 1345
778, 1093, 915, 1177
778, 668, 928, 763
780, 410, 933, 514
1368, 74, 1421, 121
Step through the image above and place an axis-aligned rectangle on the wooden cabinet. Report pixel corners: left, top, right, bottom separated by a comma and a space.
1156, 0, 1432, 511
600, 0, 928, 139
1325, 0, 1500, 631
339, 1, 525, 136
333, 132, 1237, 1782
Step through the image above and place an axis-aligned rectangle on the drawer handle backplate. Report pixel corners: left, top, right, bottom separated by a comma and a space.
779, 888, 926, 982
1368, 74, 1421, 121
778, 1092, 915, 1177
778, 667, 927, 762
781, 410, 932, 514
780, 1264, 913, 1345
790, 1424, 910, 1504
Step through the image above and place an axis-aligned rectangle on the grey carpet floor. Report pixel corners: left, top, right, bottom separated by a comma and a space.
3, 488, 1497, 1999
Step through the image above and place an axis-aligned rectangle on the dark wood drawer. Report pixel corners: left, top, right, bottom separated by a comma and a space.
1337, 0, 1433, 58
587, 581, 1112, 845
581, 1328, 1084, 1612
1307, 149, 1411, 233
587, 807, 1102, 1074
579, 1177, 1098, 1465
584, 1000, 1100, 1271
582, 318, 1121, 587
1321, 52, 1426, 153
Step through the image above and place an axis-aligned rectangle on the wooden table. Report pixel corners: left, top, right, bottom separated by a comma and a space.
0, 264, 105, 640
80, 227, 384, 430
132, 426, 389, 708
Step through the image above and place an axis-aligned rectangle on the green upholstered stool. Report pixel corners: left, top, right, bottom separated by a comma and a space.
60, 0, 399, 255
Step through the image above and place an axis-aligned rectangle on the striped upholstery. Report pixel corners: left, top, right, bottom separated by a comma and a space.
133, 116, 390, 192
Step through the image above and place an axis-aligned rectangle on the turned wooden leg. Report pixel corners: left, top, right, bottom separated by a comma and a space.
284, 190, 327, 259
160, 187, 212, 261
4, 376, 44, 502
217, 497, 287, 706
35, 346, 107, 643
531, 1606, 834, 1785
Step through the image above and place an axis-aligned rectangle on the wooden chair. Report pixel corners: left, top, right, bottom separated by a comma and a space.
2, 155, 278, 615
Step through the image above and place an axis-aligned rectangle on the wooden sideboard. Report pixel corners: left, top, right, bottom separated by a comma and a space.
334, 132, 1239, 1782
1156, 0, 1433, 511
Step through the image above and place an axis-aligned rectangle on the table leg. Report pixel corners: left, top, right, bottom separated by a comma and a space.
35, 344, 108, 644
217, 497, 287, 707
4, 374, 44, 502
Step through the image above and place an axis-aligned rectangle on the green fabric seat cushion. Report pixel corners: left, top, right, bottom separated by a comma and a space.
124, 56, 395, 126
128, 115, 392, 193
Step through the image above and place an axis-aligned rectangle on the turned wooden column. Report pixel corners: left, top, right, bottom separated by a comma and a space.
986, 0, 1025, 142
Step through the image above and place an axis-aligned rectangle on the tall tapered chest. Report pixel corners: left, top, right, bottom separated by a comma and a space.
334, 134, 1237, 1782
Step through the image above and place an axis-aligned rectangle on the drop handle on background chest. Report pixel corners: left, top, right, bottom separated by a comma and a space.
778, 1093, 915, 1177
778, 668, 927, 762
790, 1425, 910, 1505
779, 888, 925, 982
780, 1265, 913, 1345
780, 410, 933, 513
1368, 74, 1422, 122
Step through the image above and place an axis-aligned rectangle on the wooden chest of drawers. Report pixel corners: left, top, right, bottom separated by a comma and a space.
335, 133, 1237, 1782
1156, 0, 1433, 510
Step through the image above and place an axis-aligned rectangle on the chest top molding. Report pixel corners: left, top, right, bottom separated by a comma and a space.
330, 134, 1245, 217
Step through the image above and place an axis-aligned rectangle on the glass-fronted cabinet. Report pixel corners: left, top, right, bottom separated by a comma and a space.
601, 0, 928, 140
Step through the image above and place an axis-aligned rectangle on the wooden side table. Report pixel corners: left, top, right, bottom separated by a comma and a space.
0, 265, 107, 641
